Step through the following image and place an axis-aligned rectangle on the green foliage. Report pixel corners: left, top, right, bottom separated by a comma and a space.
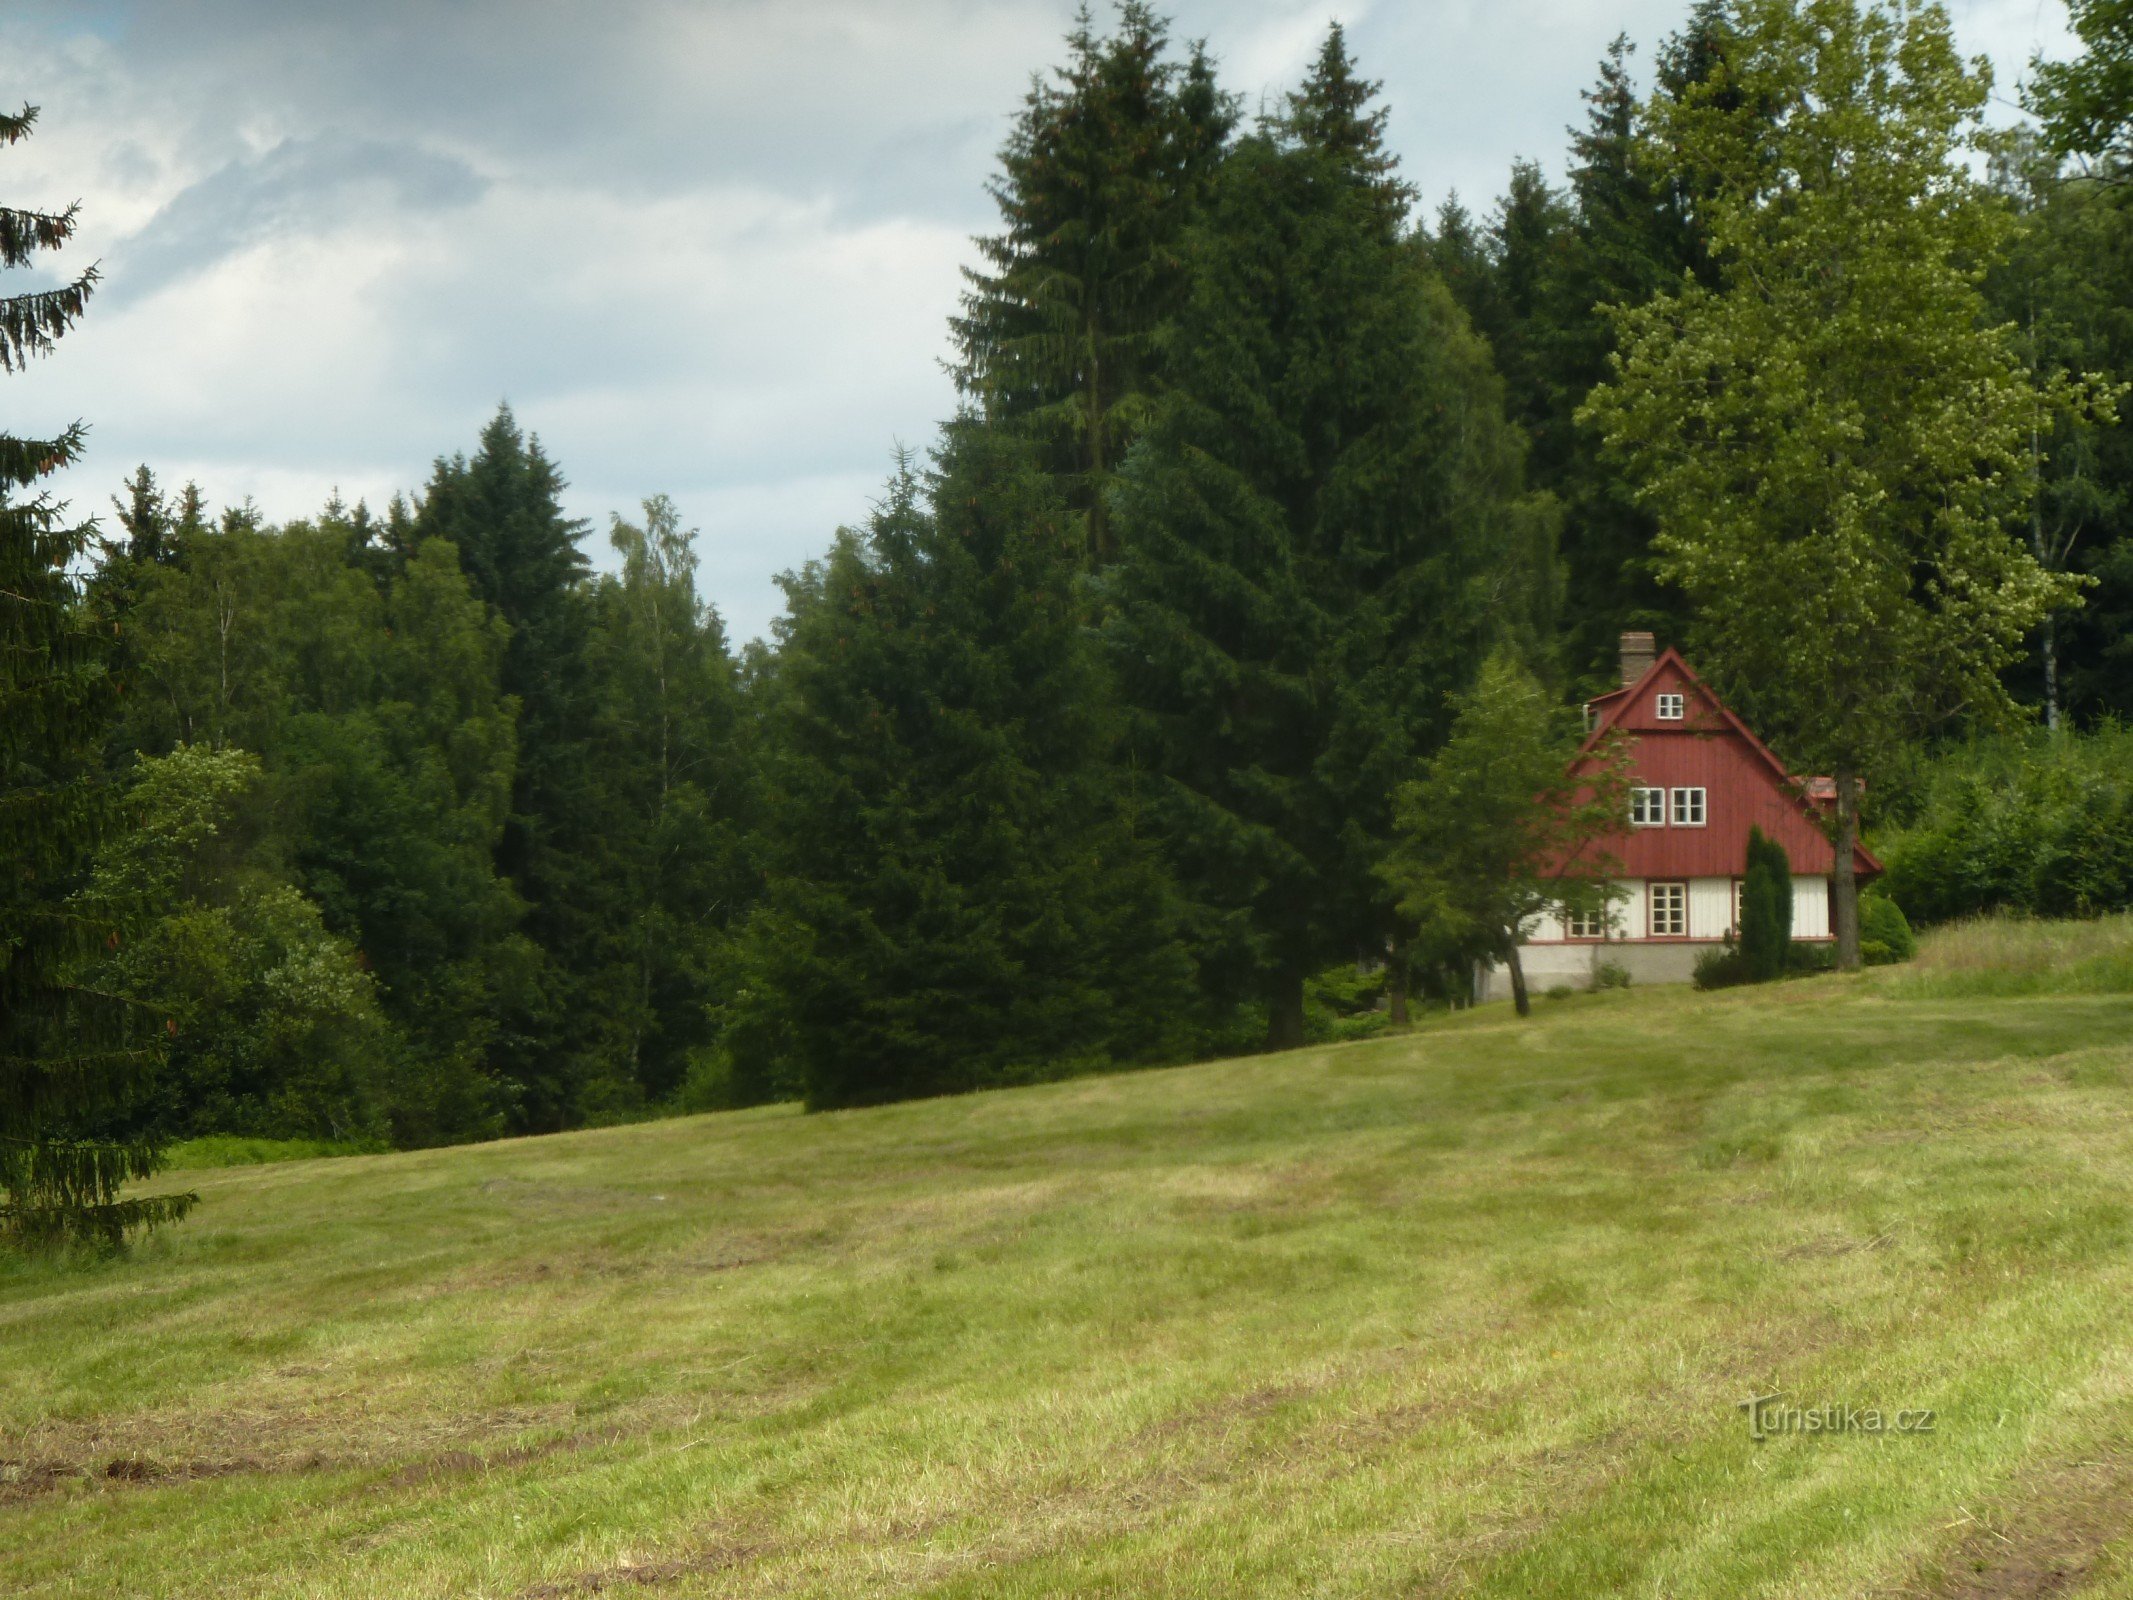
1426, 16, 1732, 687
1584, 0, 2105, 967
1593, 958, 1633, 990
729, 431, 1196, 1110
1693, 940, 1753, 990
1859, 893, 1915, 964
160, 1134, 374, 1171
81, 746, 395, 1145
1383, 655, 1633, 1017
953, 4, 1233, 563
2027, 0, 2133, 165
1738, 825, 1792, 981
114, 491, 524, 1145
1984, 147, 2133, 726
1112, 80, 1550, 1044
0, 105, 192, 1250
1302, 961, 1391, 1043
1878, 729, 2133, 924
415, 407, 614, 1129
582, 496, 755, 1114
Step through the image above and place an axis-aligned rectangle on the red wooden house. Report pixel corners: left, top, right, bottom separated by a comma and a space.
1480, 632, 1881, 1000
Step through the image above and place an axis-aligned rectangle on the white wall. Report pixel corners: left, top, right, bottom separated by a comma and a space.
1793, 876, 1830, 939
1688, 878, 1733, 940
1615, 879, 1647, 940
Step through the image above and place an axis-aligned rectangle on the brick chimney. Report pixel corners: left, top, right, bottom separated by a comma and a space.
1619, 631, 1656, 688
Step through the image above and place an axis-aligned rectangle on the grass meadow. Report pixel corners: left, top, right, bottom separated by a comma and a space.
6, 917, 2133, 1597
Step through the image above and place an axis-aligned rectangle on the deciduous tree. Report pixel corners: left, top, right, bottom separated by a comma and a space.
1584, 0, 2102, 968
1381, 655, 1632, 1018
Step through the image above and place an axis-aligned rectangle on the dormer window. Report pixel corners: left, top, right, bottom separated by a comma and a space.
1656, 692, 1685, 720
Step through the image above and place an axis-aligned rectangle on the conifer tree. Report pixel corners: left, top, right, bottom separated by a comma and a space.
1279, 22, 1416, 228
953, 3, 1235, 563
732, 429, 1194, 1109
1738, 825, 1793, 981
413, 408, 610, 1127
0, 105, 193, 1247
1113, 41, 1546, 1046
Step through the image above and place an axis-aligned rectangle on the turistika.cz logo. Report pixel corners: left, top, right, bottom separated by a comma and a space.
1738, 1392, 1936, 1441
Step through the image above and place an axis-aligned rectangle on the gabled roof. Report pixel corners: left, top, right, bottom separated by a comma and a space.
1577, 647, 1881, 877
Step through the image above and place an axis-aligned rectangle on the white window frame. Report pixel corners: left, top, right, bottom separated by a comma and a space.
1650, 881, 1688, 937
1670, 786, 1707, 827
1630, 787, 1666, 827
1564, 905, 1607, 940
1656, 692, 1685, 720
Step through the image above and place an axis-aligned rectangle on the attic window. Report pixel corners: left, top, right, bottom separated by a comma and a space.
1656, 692, 1685, 720
1630, 787, 1666, 827
1671, 786, 1706, 827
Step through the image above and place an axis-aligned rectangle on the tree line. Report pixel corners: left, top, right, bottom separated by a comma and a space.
6, 0, 2131, 1244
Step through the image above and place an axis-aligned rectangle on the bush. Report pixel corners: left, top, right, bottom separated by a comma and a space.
1593, 959, 1632, 990
1544, 984, 1575, 1002
1305, 962, 1391, 1043
1739, 827, 1793, 981
1787, 941, 1836, 973
1859, 893, 1916, 964
1879, 729, 2133, 924
1694, 944, 1753, 990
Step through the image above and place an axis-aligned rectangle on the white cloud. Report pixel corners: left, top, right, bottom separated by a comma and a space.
3, 0, 2085, 642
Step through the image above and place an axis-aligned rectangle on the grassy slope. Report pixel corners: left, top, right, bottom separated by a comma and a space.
8, 926, 2133, 1597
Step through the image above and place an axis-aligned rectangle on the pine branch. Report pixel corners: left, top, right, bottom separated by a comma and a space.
0, 267, 98, 373
0, 106, 36, 147
0, 202, 78, 269
0, 425, 87, 488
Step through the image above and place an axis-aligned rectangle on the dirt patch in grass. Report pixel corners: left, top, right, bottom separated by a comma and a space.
517, 1540, 770, 1597
0, 1414, 643, 1509
1927, 1454, 2133, 1597
0, 1454, 295, 1505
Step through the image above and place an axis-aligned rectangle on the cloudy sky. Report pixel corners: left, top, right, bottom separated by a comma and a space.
4, 0, 2077, 640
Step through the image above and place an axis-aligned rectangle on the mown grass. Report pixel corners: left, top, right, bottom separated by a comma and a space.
7, 921, 2133, 1597
160, 1135, 379, 1171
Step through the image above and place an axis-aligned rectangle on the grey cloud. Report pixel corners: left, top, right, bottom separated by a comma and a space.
107, 133, 487, 304
7, 0, 2082, 647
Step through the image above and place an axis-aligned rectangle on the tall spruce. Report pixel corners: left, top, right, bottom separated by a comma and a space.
952, 3, 1234, 563
1113, 34, 1547, 1045
413, 408, 611, 1127
731, 430, 1194, 1109
0, 105, 194, 1248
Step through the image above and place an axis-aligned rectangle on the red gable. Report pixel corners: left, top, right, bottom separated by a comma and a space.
1572, 648, 1880, 881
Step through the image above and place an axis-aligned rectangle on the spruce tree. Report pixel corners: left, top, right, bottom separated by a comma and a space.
1113, 40, 1545, 1046
953, 3, 1235, 563
413, 408, 612, 1127
0, 105, 193, 1247
733, 429, 1194, 1109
